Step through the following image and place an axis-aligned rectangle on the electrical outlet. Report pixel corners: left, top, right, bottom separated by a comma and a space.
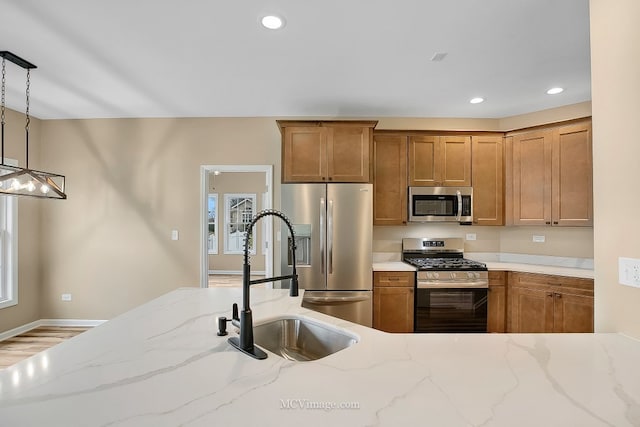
532, 235, 545, 243
619, 257, 640, 288
465, 233, 477, 241
61, 293, 72, 302
171, 230, 179, 241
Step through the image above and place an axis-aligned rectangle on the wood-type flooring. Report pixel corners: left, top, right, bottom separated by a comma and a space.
0, 326, 89, 370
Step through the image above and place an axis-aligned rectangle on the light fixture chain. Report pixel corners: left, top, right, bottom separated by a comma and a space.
1, 57, 5, 126
25, 68, 30, 132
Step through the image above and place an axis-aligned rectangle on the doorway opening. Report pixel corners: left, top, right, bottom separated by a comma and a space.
200, 165, 273, 288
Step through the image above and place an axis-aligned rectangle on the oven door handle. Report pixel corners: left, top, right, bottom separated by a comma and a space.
456, 190, 462, 221
417, 281, 489, 289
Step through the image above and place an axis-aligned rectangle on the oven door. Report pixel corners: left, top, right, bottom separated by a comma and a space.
415, 287, 488, 333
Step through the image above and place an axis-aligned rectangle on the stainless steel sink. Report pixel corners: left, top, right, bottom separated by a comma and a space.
252, 316, 358, 361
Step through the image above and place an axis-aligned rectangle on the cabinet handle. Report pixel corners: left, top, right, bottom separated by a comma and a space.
387, 277, 400, 281
555, 293, 562, 298
322, 177, 326, 181
553, 221, 558, 225
545, 221, 551, 225
546, 292, 553, 297
329, 177, 333, 181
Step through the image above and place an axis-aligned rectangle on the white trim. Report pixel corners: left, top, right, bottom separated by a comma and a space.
0, 157, 19, 310
200, 165, 273, 288
0, 320, 41, 341
209, 270, 267, 276
0, 319, 107, 341
39, 319, 107, 328
207, 193, 219, 254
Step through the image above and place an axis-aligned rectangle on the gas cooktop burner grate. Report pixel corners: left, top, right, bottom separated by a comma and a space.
404, 257, 487, 271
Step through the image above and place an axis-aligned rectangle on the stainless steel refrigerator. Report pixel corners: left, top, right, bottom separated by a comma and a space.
281, 183, 373, 327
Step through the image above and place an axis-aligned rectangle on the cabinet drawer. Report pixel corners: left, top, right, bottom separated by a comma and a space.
373, 271, 415, 287
509, 272, 593, 296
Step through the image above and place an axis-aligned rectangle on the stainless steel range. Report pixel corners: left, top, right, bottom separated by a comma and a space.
402, 238, 488, 333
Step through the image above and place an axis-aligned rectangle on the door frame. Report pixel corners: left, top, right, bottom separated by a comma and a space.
200, 165, 273, 288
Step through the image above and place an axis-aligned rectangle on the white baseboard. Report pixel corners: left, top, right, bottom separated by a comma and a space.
209, 270, 266, 275
0, 320, 42, 341
40, 319, 107, 328
0, 319, 107, 341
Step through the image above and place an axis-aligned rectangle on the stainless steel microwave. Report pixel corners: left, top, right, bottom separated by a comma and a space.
409, 187, 473, 223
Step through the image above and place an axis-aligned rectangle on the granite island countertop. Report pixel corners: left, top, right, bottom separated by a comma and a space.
1, 288, 637, 426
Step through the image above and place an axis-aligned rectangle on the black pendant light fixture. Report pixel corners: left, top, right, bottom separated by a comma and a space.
0, 51, 66, 199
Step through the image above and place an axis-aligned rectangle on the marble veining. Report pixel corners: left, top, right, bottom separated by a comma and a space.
1, 288, 638, 426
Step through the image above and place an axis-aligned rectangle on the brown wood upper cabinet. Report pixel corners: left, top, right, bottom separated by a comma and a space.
408, 135, 471, 186
507, 119, 592, 226
278, 120, 377, 183
373, 134, 407, 225
472, 135, 504, 225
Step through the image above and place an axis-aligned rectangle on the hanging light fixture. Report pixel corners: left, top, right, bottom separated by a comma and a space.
0, 51, 66, 200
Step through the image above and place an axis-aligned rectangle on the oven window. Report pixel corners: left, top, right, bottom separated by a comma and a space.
415, 288, 488, 333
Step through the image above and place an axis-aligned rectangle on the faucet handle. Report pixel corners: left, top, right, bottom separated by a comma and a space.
232, 303, 239, 321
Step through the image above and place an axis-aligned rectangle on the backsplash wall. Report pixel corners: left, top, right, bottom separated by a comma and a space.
373, 224, 593, 259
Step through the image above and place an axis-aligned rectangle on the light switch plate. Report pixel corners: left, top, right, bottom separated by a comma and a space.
619, 257, 640, 288
532, 235, 545, 243
61, 293, 72, 301
465, 233, 477, 241
171, 230, 179, 241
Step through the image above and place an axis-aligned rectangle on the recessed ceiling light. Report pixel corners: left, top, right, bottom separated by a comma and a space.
431, 52, 448, 62
546, 87, 564, 95
261, 15, 285, 30
470, 97, 484, 104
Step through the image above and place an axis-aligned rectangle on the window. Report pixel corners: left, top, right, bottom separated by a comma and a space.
0, 165, 18, 309
224, 193, 256, 254
207, 194, 218, 254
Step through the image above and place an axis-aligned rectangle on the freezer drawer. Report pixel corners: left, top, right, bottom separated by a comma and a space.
302, 291, 372, 327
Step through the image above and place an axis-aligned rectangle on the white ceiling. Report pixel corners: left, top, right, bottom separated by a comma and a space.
0, 0, 591, 120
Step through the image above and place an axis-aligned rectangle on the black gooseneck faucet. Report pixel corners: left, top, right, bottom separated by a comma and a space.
227, 209, 298, 360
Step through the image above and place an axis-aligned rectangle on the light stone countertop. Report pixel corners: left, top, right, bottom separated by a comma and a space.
373, 253, 594, 279
0, 287, 637, 426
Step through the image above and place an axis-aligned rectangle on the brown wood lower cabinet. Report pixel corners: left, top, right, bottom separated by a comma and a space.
507, 272, 594, 333
487, 271, 507, 333
373, 271, 415, 333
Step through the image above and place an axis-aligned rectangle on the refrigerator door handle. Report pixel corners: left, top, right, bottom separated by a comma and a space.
328, 199, 334, 275
320, 197, 325, 274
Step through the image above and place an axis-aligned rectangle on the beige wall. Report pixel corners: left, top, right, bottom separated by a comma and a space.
0, 109, 42, 332
208, 171, 266, 272
38, 118, 282, 320
590, 0, 640, 338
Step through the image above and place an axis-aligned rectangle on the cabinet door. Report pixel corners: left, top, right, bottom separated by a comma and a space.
511, 130, 553, 225
327, 126, 370, 182
552, 121, 593, 226
373, 287, 415, 333
408, 135, 440, 186
440, 136, 472, 186
509, 286, 554, 333
373, 134, 407, 225
487, 271, 507, 333
282, 127, 327, 182
373, 271, 415, 333
472, 136, 504, 225
553, 292, 594, 333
